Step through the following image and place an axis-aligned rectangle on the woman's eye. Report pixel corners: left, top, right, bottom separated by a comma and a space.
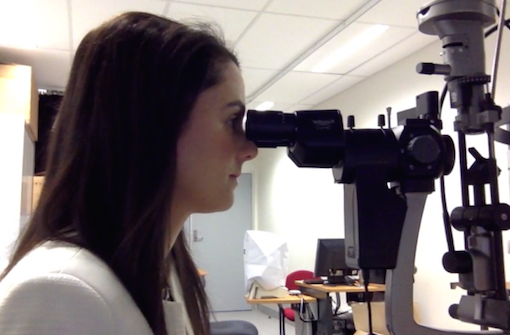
228, 113, 245, 133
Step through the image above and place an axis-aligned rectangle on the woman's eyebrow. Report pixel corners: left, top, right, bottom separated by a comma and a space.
224, 100, 246, 112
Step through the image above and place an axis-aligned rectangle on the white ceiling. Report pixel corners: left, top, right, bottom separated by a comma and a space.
0, 0, 440, 112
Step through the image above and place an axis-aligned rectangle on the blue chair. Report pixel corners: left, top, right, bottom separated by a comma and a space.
210, 320, 258, 335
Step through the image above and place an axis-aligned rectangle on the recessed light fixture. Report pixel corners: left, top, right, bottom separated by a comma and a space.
312, 24, 389, 73
255, 101, 274, 111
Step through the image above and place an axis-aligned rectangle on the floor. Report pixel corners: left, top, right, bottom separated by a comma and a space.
211, 309, 295, 335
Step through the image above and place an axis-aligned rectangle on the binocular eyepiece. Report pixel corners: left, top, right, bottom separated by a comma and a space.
245, 109, 345, 168
244, 109, 454, 184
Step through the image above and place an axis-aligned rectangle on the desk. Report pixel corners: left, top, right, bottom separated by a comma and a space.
246, 294, 317, 335
246, 294, 316, 304
295, 281, 385, 293
295, 281, 386, 335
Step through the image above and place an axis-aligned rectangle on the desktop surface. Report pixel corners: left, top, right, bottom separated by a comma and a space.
245, 293, 316, 304
295, 280, 385, 293
303, 275, 358, 286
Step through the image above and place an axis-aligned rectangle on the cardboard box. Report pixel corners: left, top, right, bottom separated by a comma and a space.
0, 63, 39, 142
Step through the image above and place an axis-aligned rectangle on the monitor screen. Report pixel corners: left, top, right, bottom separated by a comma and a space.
365, 269, 386, 284
314, 238, 356, 284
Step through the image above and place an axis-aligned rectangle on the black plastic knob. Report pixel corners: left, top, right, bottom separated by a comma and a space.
443, 251, 472, 274
347, 115, 355, 129
449, 304, 459, 319
378, 114, 385, 128
417, 62, 436, 74
442, 135, 455, 175
416, 62, 451, 75
407, 135, 441, 164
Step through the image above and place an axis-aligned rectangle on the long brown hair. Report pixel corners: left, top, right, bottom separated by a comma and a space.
1, 12, 239, 335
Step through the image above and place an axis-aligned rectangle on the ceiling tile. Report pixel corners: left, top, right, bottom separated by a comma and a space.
0, 46, 71, 89
71, 0, 167, 50
266, 0, 370, 20
0, 0, 457, 109
294, 23, 416, 74
357, 0, 431, 28
235, 13, 339, 70
33, 0, 70, 50
255, 71, 341, 104
0, 0, 69, 50
0, 45, 36, 68
349, 32, 437, 77
165, 3, 258, 43
300, 75, 366, 105
241, 67, 280, 98
247, 100, 294, 112
172, 0, 270, 11
286, 103, 315, 113
246, 101, 315, 113
31, 50, 72, 89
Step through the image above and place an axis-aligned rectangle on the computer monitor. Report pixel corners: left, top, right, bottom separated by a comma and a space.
365, 269, 386, 284
314, 238, 357, 285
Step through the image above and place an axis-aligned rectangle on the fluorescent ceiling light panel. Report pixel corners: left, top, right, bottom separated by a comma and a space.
0, 4, 37, 49
312, 24, 389, 73
0, 30, 37, 49
255, 101, 274, 111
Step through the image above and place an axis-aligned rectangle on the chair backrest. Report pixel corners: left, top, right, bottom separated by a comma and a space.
285, 270, 315, 290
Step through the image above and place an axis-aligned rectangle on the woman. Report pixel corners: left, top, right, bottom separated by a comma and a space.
0, 12, 257, 335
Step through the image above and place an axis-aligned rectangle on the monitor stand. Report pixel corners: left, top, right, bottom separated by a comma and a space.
326, 275, 350, 286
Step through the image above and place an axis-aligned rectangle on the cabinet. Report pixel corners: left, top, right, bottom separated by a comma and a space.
0, 63, 39, 141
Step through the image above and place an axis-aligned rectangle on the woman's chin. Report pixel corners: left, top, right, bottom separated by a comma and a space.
199, 197, 234, 213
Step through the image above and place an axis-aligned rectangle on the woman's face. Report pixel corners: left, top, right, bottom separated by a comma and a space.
174, 61, 258, 215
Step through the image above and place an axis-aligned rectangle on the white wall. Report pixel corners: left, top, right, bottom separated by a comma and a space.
254, 19, 510, 331
0, 114, 34, 272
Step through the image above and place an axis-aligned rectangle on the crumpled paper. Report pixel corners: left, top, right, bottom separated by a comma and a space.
244, 230, 289, 291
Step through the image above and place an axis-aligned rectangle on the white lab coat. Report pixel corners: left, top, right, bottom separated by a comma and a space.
0, 241, 192, 335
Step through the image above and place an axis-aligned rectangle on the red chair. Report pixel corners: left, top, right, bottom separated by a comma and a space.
282, 270, 315, 321
278, 270, 315, 335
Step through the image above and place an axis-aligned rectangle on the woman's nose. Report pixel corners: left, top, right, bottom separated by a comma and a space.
241, 139, 258, 162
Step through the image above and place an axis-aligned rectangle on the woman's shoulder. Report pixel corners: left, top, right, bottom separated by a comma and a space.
2, 241, 118, 293
0, 241, 152, 335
